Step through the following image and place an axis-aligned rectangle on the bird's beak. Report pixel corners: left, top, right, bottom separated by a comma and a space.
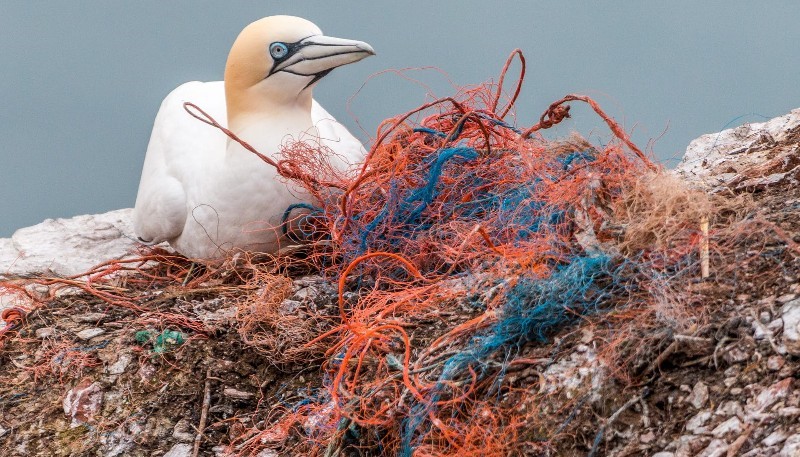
270, 35, 375, 82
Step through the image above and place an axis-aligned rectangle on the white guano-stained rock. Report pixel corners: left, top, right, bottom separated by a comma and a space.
0, 208, 142, 278
782, 298, 800, 356
675, 108, 800, 190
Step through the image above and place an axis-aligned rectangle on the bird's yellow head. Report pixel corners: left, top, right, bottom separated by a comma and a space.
224, 15, 374, 124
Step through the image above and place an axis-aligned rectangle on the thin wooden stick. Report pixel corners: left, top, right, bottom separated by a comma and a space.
700, 216, 710, 279
192, 368, 212, 457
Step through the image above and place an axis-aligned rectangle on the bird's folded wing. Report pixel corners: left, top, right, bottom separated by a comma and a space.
133, 81, 227, 243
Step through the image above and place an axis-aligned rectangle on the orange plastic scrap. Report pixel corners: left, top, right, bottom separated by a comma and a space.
0, 306, 27, 345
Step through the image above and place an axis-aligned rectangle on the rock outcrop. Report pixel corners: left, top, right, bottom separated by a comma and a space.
0, 208, 139, 278
676, 108, 800, 191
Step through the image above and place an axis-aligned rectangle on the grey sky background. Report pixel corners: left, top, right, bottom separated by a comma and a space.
2, 2, 799, 237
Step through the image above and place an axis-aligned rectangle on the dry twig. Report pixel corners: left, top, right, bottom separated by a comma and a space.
192, 368, 212, 457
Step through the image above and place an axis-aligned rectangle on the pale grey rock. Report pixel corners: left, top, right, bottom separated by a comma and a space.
72, 312, 109, 323
710, 416, 742, 438
101, 428, 137, 457
688, 382, 710, 409
723, 346, 750, 364
676, 108, 800, 189
763, 430, 788, 447
696, 439, 728, 457
172, 418, 194, 442
742, 447, 776, 457
163, 443, 192, 457
293, 285, 321, 301
208, 404, 234, 416
673, 434, 710, 457
0, 208, 141, 279
0, 238, 18, 271
279, 299, 303, 313
652, 453, 675, 457
748, 378, 793, 421
753, 318, 774, 341
35, 327, 55, 339
768, 355, 786, 371
639, 430, 655, 443
780, 434, 800, 457
782, 298, 800, 355
107, 353, 132, 375
686, 411, 713, 434
14, 441, 28, 455
542, 347, 605, 401
777, 406, 800, 417
223, 387, 254, 400
715, 400, 743, 418
76, 327, 105, 341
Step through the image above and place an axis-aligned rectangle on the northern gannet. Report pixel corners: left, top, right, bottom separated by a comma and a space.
133, 16, 374, 259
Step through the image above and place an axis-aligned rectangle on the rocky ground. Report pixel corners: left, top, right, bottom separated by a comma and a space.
2, 110, 800, 456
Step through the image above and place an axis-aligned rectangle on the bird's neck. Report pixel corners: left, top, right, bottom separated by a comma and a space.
225, 94, 316, 160
226, 83, 313, 132
228, 108, 313, 136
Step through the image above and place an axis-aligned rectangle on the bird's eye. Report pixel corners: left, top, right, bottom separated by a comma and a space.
269, 42, 289, 60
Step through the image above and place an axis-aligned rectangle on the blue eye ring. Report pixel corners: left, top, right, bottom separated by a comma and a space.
269, 42, 289, 60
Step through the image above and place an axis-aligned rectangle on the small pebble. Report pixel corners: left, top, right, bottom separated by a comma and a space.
34, 327, 55, 339
163, 443, 192, 457
767, 355, 785, 371
75, 328, 105, 340
710, 416, 742, 438
639, 430, 656, 443
763, 430, 788, 447
723, 346, 749, 364
223, 387, 254, 400
687, 382, 709, 409
71, 313, 108, 323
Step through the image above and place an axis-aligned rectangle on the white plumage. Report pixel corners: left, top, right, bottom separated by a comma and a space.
133, 16, 374, 259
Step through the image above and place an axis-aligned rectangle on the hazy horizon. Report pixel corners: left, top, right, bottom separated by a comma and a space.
2, 2, 799, 236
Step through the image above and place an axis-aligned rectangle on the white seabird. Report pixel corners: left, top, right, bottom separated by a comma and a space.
133, 15, 374, 259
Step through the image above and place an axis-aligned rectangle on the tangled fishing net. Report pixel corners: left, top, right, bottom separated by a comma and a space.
1, 50, 753, 456
216, 50, 733, 456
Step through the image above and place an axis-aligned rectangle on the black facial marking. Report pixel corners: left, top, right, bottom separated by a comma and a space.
303, 68, 333, 89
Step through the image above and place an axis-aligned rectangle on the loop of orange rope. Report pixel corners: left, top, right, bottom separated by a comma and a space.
492, 48, 526, 119
521, 94, 657, 170
0, 307, 27, 346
